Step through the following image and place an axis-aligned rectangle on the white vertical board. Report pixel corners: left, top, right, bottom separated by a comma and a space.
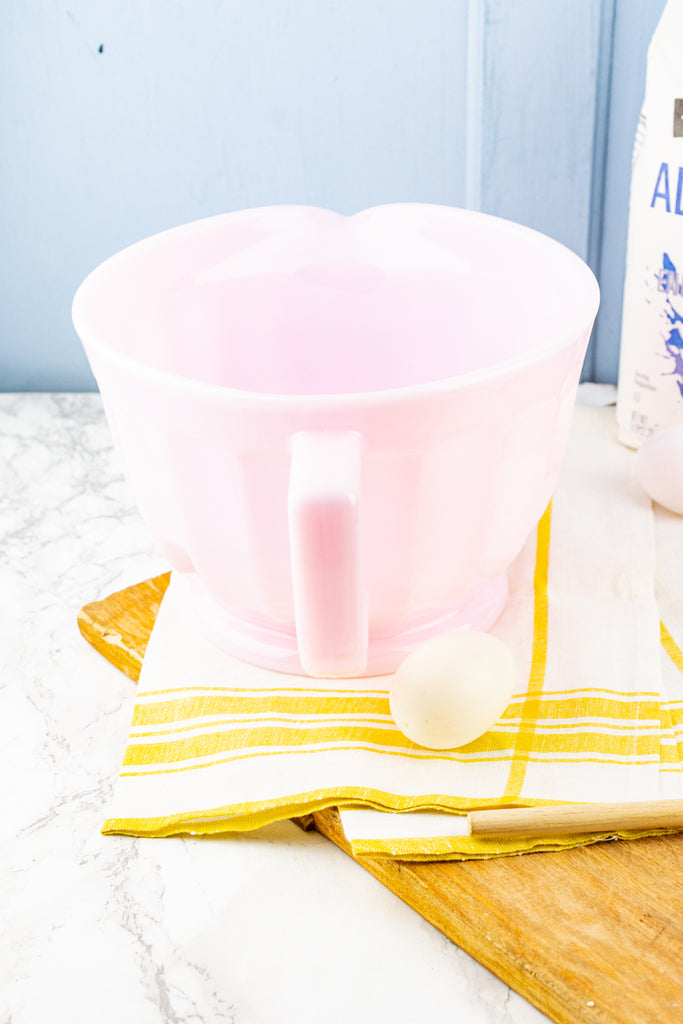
0, 0, 469, 390
477, 0, 603, 261
1, 0, 659, 390
591, 0, 667, 383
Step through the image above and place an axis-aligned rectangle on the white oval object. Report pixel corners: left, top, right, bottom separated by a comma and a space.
635, 424, 683, 514
389, 631, 516, 750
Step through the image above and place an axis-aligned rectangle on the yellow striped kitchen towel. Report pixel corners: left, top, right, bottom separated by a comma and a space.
103, 405, 678, 858
655, 504, 683, 792
340, 404, 678, 857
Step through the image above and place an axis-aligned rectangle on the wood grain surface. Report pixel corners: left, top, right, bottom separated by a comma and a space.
79, 574, 683, 1024
78, 572, 171, 682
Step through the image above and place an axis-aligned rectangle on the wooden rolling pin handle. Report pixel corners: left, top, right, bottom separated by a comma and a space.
467, 799, 683, 839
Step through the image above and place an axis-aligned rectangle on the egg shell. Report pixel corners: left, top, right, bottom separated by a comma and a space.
635, 424, 683, 515
389, 630, 516, 750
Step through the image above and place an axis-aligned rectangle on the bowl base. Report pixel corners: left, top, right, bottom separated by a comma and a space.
176, 572, 510, 678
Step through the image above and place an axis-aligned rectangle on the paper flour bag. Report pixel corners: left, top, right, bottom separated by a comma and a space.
617, 0, 683, 448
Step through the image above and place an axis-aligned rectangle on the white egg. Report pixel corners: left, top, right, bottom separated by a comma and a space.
389, 630, 516, 750
635, 424, 683, 514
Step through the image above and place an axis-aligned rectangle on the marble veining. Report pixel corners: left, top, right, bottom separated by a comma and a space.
0, 393, 549, 1023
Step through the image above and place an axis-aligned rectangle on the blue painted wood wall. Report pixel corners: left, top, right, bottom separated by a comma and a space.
0, 0, 667, 390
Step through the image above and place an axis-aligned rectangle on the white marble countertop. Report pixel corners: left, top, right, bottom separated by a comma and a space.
1, 392, 549, 1024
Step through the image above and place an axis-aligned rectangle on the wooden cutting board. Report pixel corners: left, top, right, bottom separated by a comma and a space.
79, 574, 683, 1024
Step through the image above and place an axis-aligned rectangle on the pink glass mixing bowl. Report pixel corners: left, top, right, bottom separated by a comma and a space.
72, 204, 599, 677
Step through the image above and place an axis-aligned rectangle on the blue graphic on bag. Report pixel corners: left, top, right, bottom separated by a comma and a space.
651, 163, 683, 213
656, 253, 683, 397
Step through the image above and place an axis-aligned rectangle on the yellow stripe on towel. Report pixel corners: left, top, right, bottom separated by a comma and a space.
502, 501, 552, 802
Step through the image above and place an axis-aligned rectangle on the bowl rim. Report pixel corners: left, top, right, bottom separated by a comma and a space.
71, 202, 600, 408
